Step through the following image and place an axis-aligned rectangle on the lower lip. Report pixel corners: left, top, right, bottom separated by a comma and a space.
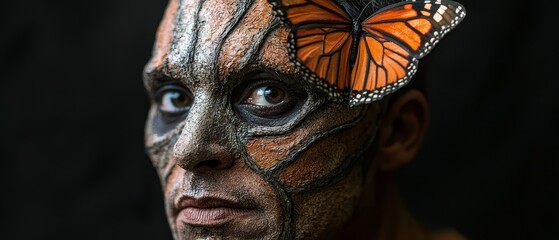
178, 207, 250, 226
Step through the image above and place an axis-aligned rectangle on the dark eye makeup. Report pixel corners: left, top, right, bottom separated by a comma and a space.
232, 71, 307, 126
149, 70, 308, 131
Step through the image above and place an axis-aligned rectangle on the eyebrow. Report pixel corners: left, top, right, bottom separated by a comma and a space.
143, 67, 179, 93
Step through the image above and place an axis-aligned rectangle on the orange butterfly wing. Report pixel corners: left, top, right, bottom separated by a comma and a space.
269, 0, 354, 99
269, 0, 467, 106
349, 0, 466, 105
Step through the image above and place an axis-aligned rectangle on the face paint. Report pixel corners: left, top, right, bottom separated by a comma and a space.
143, 0, 385, 239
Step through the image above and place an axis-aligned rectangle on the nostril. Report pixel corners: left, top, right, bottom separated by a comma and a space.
194, 159, 222, 169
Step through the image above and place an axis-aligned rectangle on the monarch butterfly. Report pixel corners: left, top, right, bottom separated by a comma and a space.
267, 0, 466, 106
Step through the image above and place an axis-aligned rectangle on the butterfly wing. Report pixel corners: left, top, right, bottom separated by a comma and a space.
349, 33, 418, 105
268, 0, 354, 99
349, 0, 466, 106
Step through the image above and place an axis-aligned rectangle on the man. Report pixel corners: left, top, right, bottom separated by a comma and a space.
142, 0, 466, 239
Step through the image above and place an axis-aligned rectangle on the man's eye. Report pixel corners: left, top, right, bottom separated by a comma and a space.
155, 85, 193, 116
233, 72, 308, 126
244, 86, 286, 106
238, 82, 296, 119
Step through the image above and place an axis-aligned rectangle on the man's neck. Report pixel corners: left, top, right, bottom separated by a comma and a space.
333, 172, 466, 240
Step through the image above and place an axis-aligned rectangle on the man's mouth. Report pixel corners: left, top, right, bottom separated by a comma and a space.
175, 196, 255, 226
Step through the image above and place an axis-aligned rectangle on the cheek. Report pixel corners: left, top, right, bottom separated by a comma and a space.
243, 103, 373, 173
281, 114, 379, 239
279, 126, 370, 188
244, 104, 378, 188
245, 127, 311, 170
242, 104, 381, 238
144, 107, 184, 187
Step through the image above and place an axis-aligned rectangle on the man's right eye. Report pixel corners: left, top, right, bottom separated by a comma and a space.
155, 85, 193, 117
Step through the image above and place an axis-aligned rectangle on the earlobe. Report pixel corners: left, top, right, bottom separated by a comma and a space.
374, 89, 430, 171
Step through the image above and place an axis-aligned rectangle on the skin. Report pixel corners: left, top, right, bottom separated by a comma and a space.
143, 0, 466, 239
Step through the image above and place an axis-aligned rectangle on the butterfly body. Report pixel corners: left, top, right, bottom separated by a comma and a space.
351, 18, 367, 60
269, 0, 466, 106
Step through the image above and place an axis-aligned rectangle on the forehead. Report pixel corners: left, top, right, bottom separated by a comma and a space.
144, 0, 296, 87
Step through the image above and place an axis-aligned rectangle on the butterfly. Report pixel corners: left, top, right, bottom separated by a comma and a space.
267, 0, 466, 106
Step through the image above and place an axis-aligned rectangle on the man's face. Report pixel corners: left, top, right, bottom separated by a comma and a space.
143, 0, 382, 239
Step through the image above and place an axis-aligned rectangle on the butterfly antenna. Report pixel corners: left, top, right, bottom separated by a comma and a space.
357, 0, 374, 20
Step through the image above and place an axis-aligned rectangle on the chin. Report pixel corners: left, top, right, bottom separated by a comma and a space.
174, 221, 278, 240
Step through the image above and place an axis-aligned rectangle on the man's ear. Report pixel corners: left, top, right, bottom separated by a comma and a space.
374, 89, 430, 171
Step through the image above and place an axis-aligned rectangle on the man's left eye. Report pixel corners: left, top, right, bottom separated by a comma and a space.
243, 86, 286, 107
237, 81, 297, 120
233, 72, 308, 126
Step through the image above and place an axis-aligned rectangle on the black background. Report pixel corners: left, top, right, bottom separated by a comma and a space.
1, 0, 557, 239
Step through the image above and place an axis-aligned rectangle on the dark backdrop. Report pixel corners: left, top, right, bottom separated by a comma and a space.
1, 0, 557, 239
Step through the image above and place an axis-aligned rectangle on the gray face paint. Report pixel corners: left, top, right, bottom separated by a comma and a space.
143, 0, 384, 239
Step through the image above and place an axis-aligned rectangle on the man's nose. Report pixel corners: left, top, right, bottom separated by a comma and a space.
171, 99, 235, 171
